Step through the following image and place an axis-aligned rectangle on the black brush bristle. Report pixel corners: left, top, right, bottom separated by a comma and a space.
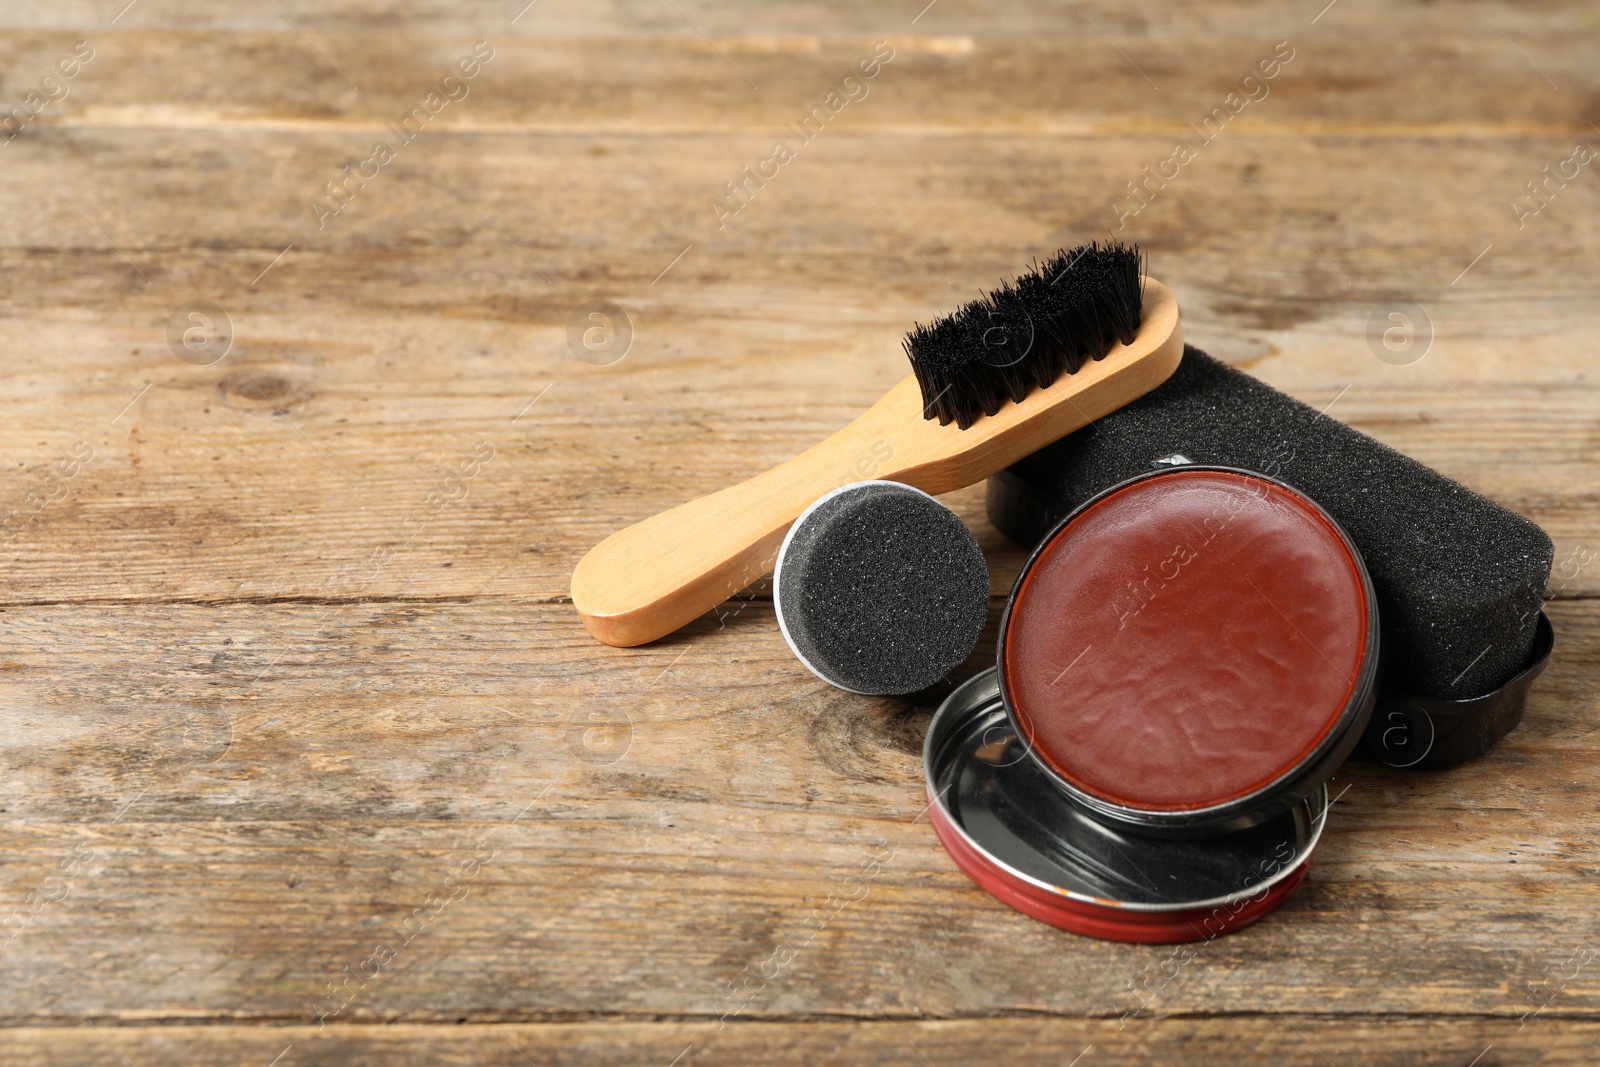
904, 242, 1145, 429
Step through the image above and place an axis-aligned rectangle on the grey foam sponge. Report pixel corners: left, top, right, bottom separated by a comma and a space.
776, 482, 990, 696
994, 346, 1552, 701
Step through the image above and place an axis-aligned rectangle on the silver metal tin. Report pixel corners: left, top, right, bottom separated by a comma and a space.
923, 668, 1328, 941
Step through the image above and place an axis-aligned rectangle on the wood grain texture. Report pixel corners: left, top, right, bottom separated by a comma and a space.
0, 122, 1596, 603
1, 1, 1597, 1063
5, 1018, 1600, 1067
1, 601, 1597, 1028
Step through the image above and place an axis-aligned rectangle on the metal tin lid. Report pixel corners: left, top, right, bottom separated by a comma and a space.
924, 668, 1327, 943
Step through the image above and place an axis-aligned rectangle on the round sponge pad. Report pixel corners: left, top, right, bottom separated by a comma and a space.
774, 481, 990, 696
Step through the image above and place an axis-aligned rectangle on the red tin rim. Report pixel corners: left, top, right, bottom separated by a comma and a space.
928, 789, 1310, 944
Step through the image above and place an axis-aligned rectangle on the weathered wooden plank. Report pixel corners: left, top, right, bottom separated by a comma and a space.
0, 123, 1595, 603
1, 1017, 1598, 1067
6, 0, 1596, 35
0, 599, 1593, 1027
0, 28, 1588, 137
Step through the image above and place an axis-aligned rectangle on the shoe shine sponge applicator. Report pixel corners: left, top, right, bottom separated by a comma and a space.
924, 466, 1375, 941
774, 481, 989, 696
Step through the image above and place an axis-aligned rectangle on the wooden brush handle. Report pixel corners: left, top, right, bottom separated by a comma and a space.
571, 278, 1183, 647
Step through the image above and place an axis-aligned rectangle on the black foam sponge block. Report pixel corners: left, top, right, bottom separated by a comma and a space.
776, 482, 990, 696
992, 346, 1552, 701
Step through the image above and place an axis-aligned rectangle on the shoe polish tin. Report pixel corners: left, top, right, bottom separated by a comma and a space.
924, 668, 1327, 943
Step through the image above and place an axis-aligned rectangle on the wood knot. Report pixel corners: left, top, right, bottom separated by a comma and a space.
216, 369, 309, 413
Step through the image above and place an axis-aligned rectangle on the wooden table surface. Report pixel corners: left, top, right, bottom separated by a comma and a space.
2, 1, 1597, 1064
